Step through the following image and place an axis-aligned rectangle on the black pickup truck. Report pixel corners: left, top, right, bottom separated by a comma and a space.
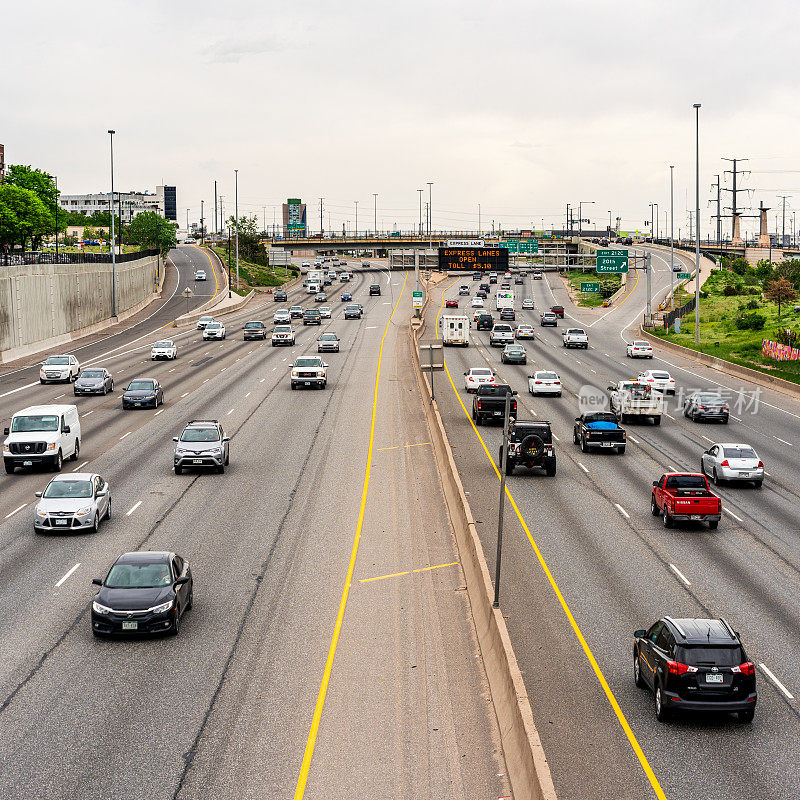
573, 412, 626, 454
500, 420, 556, 476
472, 384, 517, 426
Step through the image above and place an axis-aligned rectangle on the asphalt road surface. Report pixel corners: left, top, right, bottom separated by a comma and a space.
427, 252, 800, 800
0, 255, 509, 799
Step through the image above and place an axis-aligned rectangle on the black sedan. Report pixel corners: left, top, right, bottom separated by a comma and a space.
91, 551, 192, 636
122, 378, 164, 409
73, 368, 114, 396
273, 289, 287, 302
683, 392, 729, 423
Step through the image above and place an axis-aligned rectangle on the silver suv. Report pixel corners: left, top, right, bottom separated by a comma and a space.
173, 420, 230, 474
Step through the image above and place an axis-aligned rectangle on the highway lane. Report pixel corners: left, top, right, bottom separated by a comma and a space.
0, 263, 508, 799
428, 269, 800, 800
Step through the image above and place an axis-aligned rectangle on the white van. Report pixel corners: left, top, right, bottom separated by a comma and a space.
3, 405, 82, 474
440, 314, 470, 346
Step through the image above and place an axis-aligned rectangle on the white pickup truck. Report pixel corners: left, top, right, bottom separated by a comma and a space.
489, 323, 515, 347
607, 380, 664, 425
562, 328, 589, 349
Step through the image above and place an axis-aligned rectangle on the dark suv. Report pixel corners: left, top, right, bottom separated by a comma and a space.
369, 284, 381, 296
242, 320, 266, 340
303, 308, 322, 325
634, 617, 757, 722
273, 290, 287, 302
476, 313, 494, 331
500, 420, 556, 476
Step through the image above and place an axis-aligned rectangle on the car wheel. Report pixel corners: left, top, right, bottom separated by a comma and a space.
634, 650, 646, 688
545, 464, 556, 477
171, 608, 180, 636
217, 463, 225, 474
617, 446, 626, 455
573, 429, 579, 444
651, 495, 659, 516
655, 685, 670, 721
174, 464, 183, 475
40, 379, 47, 384
53, 451, 63, 472
5, 461, 15, 475
186, 589, 193, 611
291, 383, 296, 390
708, 520, 719, 530
92, 513, 99, 533
738, 708, 755, 723
753, 480, 762, 489
663, 507, 672, 528
712, 468, 720, 485
505, 458, 515, 475
652, 416, 661, 426
105, 499, 111, 520
580, 436, 587, 452
71, 440, 80, 461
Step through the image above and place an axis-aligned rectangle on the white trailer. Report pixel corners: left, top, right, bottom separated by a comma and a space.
440, 314, 470, 346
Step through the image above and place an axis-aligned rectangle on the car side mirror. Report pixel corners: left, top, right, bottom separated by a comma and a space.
634, 629, 646, 639
323, 363, 329, 368
575, 417, 580, 422
223, 437, 230, 442
35, 491, 43, 497
63, 425, 71, 434
464, 372, 468, 376
607, 385, 615, 391
172, 437, 179, 442
91, 578, 103, 586
97, 488, 108, 497
174, 576, 190, 586
512, 391, 518, 396
3, 428, 8, 436
652, 481, 658, 487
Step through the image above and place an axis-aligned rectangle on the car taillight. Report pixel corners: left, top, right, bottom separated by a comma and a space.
511, 400, 517, 411
477, 401, 482, 409
699, 405, 707, 410
554, 381, 560, 385
667, 660, 698, 676
722, 406, 729, 411
731, 662, 755, 676
535, 381, 542, 384
758, 461, 764, 468
720, 459, 729, 467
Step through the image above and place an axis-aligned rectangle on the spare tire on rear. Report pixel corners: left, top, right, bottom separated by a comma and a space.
520, 434, 543, 461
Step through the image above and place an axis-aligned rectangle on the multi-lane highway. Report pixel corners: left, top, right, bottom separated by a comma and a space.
428, 249, 800, 799
0, 251, 509, 799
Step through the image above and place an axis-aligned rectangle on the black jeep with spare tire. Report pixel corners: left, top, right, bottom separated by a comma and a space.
499, 420, 556, 476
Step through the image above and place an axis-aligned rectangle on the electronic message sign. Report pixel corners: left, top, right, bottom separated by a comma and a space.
438, 247, 509, 271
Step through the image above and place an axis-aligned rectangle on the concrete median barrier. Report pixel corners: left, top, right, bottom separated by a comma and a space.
409, 284, 557, 800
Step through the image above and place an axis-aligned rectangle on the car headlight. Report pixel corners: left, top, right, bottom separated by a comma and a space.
92, 601, 111, 615
208, 447, 222, 454
36, 507, 47, 517
2, 444, 9, 454
149, 599, 173, 614
176, 448, 188, 454
46, 443, 56, 451
76, 506, 93, 515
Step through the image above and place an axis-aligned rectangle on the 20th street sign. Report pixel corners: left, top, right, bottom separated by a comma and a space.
596, 249, 629, 273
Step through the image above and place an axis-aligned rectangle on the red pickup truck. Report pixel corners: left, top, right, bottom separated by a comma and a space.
651, 473, 721, 529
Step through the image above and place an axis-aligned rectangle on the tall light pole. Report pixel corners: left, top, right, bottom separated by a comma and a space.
427, 182, 433, 250
578, 200, 594, 239
354, 200, 358, 236
670, 165, 675, 307
108, 129, 117, 318
653, 203, 659, 241
778, 195, 791, 248
649, 203, 654, 241
608, 210, 612, 239
478, 203, 481, 235
200, 200, 204, 246
186, 208, 190, 237
417, 189, 423, 236
372, 193, 377, 235
234, 169, 239, 290
694, 103, 701, 344
214, 181, 218, 236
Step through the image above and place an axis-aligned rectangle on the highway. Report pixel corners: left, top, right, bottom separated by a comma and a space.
427, 251, 800, 800
0, 253, 509, 799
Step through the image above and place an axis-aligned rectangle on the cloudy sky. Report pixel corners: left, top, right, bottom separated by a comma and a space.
4, 0, 800, 239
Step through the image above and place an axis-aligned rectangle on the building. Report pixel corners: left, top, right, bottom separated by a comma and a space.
282, 198, 307, 238
59, 185, 177, 222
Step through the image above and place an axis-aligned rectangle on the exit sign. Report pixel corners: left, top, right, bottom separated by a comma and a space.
677, 272, 691, 280
580, 282, 600, 293
596, 248, 629, 273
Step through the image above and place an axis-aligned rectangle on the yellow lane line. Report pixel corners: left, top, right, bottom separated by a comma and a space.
405, 441, 432, 448
434, 286, 668, 800
376, 445, 400, 451
359, 561, 460, 584
615, 263, 640, 308
294, 272, 408, 799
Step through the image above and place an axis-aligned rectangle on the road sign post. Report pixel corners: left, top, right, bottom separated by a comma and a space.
182, 286, 193, 316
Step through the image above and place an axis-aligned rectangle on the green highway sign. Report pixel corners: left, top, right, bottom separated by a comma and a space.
412, 290, 423, 309
677, 272, 691, 280
518, 239, 539, 253
580, 282, 600, 293
596, 248, 629, 273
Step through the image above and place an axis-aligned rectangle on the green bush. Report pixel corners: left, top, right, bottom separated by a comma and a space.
746, 298, 759, 310
723, 284, 741, 296
735, 312, 766, 330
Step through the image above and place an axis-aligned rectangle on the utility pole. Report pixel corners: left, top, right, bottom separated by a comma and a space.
478, 203, 481, 235
319, 197, 324, 237
200, 200, 204, 246
722, 157, 750, 240
778, 195, 791, 248
354, 200, 358, 236
670, 165, 675, 307
218, 197, 224, 234
578, 200, 594, 239
418, 189, 423, 236
688, 209, 694, 242
214, 181, 218, 235
493, 391, 513, 608
427, 182, 433, 250
646, 252, 652, 321
694, 103, 701, 345
263, 206, 267, 236
373, 193, 377, 234
566, 203, 571, 236
234, 169, 239, 290
710, 174, 722, 244
108, 129, 117, 318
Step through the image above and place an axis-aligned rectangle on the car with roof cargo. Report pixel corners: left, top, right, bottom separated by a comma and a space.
291, 356, 328, 389
91, 551, 193, 636
34, 472, 111, 533
634, 617, 756, 722
500, 419, 556, 476
528, 370, 561, 396
3, 404, 81, 473
173, 419, 229, 474
700, 443, 763, 487
471, 383, 517, 426
573, 411, 626, 454
608, 379, 663, 424
318, 332, 340, 353
39, 354, 81, 383
651, 472, 721, 529
151, 339, 177, 360
121, 378, 163, 409
73, 368, 114, 396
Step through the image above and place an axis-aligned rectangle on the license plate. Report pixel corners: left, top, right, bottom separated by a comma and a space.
192, 459, 203, 464
601, 442, 613, 447
134, 402, 141, 406
705, 673, 724, 683
54, 518, 69, 526
122, 621, 138, 631
23, 460, 33, 467
739, 472, 750, 477
690, 514, 703, 520
494, 411, 502, 416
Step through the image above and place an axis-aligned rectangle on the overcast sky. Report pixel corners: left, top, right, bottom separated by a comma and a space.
4, 0, 800, 239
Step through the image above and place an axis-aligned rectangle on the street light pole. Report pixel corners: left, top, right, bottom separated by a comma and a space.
578, 200, 594, 239
373, 193, 377, 235
354, 200, 358, 236
234, 169, 239, 291
108, 129, 117, 318
427, 182, 433, 250
694, 103, 701, 345
608, 210, 612, 240
478, 203, 481, 235
654, 203, 659, 241
200, 200, 204, 246
670, 165, 675, 307
418, 189, 423, 236
186, 208, 189, 238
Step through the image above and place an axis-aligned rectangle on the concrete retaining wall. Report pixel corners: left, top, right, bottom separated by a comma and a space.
0, 254, 159, 363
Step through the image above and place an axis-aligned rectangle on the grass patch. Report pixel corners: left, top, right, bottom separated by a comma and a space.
565, 270, 621, 307
210, 246, 296, 292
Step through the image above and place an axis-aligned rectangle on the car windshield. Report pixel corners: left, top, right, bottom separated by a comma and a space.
206, 323, 220, 329
43, 479, 93, 498
665, 475, 707, 489
295, 358, 321, 367
105, 562, 172, 589
154, 341, 172, 348
723, 447, 757, 459
199, 317, 213, 323
181, 428, 219, 442
633, 341, 650, 347
244, 322, 262, 329
45, 356, 70, 365
321, 334, 337, 341
11, 414, 59, 432
80, 370, 104, 378
346, 305, 358, 311
676, 645, 744, 667
128, 380, 155, 391
652, 372, 670, 379
538, 372, 558, 380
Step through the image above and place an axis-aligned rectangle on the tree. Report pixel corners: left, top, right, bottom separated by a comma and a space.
765, 277, 797, 318
755, 259, 774, 283
5, 164, 58, 208
125, 211, 177, 257
0, 184, 54, 249
226, 214, 259, 238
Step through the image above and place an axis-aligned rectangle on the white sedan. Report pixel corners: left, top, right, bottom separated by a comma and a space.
151, 339, 177, 360
522, 298, 534, 310
471, 296, 485, 308
464, 367, 496, 393
515, 324, 535, 339
638, 369, 675, 395
319, 306, 332, 320
701, 443, 764, 488
626, 340, 653, 358
274, 309, 291, 324
528, 370, 562, 396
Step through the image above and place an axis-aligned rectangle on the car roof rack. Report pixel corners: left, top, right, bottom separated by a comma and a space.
186, 419, 219, 426
663, 616, 687, 638
719, 617, 737, 639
